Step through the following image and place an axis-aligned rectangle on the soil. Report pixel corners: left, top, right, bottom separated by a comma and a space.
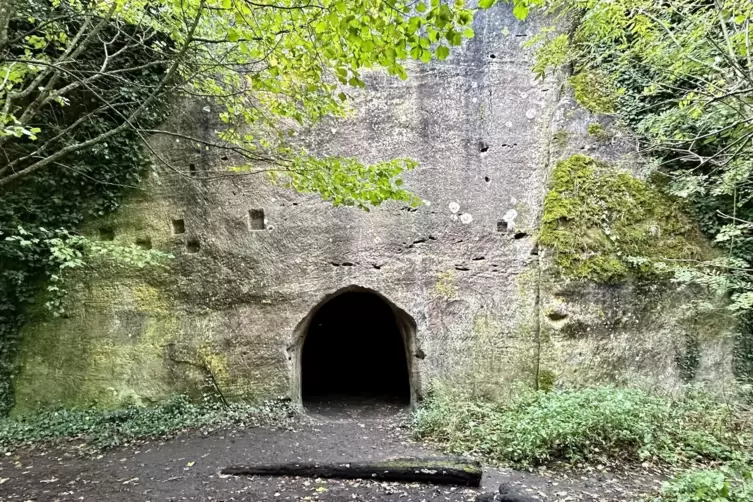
0, 400, 667, 501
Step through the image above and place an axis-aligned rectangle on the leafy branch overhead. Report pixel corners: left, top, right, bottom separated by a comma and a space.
0, 0, 528, 208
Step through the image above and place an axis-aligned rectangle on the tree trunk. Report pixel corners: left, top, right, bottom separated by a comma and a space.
221, 456, 482, 487
0, 0, 14, 52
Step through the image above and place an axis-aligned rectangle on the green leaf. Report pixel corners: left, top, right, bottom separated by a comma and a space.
436, 45, 450, 60
513, 3, 529, 20
479, 0, 496, 8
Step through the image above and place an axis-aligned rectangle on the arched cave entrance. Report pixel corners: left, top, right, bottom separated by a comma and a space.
297, 289, 413, 408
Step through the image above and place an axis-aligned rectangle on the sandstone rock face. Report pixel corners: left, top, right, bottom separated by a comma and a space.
9, 5, 735, 413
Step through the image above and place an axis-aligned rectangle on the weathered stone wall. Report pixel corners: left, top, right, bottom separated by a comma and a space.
536, 84, 737, 393
9, 5, 737, 414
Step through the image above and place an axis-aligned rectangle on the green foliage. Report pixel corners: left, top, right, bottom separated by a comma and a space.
537, 369, 556, 391
655, 467, 753, 502
528, 0, 753, 377
0, 0, 527, 206
540, 155, 708, 282
0, 395, 293, 452
0, 2, 173, 415
269, 156, 421, 210
414, 386, 751, 467
569, 72, 618, 114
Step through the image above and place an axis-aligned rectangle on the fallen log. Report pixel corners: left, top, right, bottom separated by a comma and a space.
221, 456, 482, 486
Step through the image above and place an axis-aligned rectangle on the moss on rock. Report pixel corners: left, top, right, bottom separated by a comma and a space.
11, 279, 182, 414
569, 72, 617, 114
587, 123, 610, 141
540, 155, 709, 283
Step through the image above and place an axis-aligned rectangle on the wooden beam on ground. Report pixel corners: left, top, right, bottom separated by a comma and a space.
221, 456, 482, 486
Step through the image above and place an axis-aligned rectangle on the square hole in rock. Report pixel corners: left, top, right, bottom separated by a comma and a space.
189, 163, 196, 176
186, 238, 200, 253
172, 219, 186, 235
248, 209, 265, 230
135, 237, 152, 250
497, 221, 508, 232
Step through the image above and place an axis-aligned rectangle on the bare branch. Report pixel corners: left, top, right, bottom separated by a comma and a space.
0, 0, 207, 188
0, 0, 13, 52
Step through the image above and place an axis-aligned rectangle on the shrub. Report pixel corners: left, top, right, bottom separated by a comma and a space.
654, 467, 753, 502
413, 386, 750, 467
0, 395, 293, 452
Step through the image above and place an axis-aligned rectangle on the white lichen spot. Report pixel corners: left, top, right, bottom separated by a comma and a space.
510, 197, 518, 204
506, 121, 513, 128
502, 208, 518, 229
520, 92, 528, 99
525, 109, 537, 120
472, 97, 478, 103
448, 201, 460, 213
472, 81, 478, 89
450, 214, 459, 222
460, 213, 473, 224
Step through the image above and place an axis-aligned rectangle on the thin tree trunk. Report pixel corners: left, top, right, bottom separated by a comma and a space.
0, 0, 13, 52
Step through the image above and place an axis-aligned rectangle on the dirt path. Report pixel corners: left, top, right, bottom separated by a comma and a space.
0, 403, 666, 501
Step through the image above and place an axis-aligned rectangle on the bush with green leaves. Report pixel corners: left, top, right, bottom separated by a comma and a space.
413, 386, 750, 467
655, 466, 753, 502
0, 395, 293, 452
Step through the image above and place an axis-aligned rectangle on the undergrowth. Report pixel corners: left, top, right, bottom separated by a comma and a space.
654, 466, 753, 502
413, 386, 751, 467
0, 395, 294, 453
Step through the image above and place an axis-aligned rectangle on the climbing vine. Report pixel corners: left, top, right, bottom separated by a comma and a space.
0, 2, 172, 415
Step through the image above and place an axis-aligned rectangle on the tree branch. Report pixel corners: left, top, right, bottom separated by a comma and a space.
0, 0, 13, 53
0, 0, 207, 188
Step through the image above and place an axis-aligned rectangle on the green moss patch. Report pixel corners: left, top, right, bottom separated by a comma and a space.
540, 155, 709, 283
569, 72, 618, 114
587, 123, 610, 140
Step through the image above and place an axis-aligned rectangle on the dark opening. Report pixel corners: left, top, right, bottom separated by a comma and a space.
497, 221, 508, 232
172, 218, 186, 235
248, 209, 265, 230
135, 237, 152, 250
189, 163, 196, 176
301, 292, 410, 405
186, 238, 200, 253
